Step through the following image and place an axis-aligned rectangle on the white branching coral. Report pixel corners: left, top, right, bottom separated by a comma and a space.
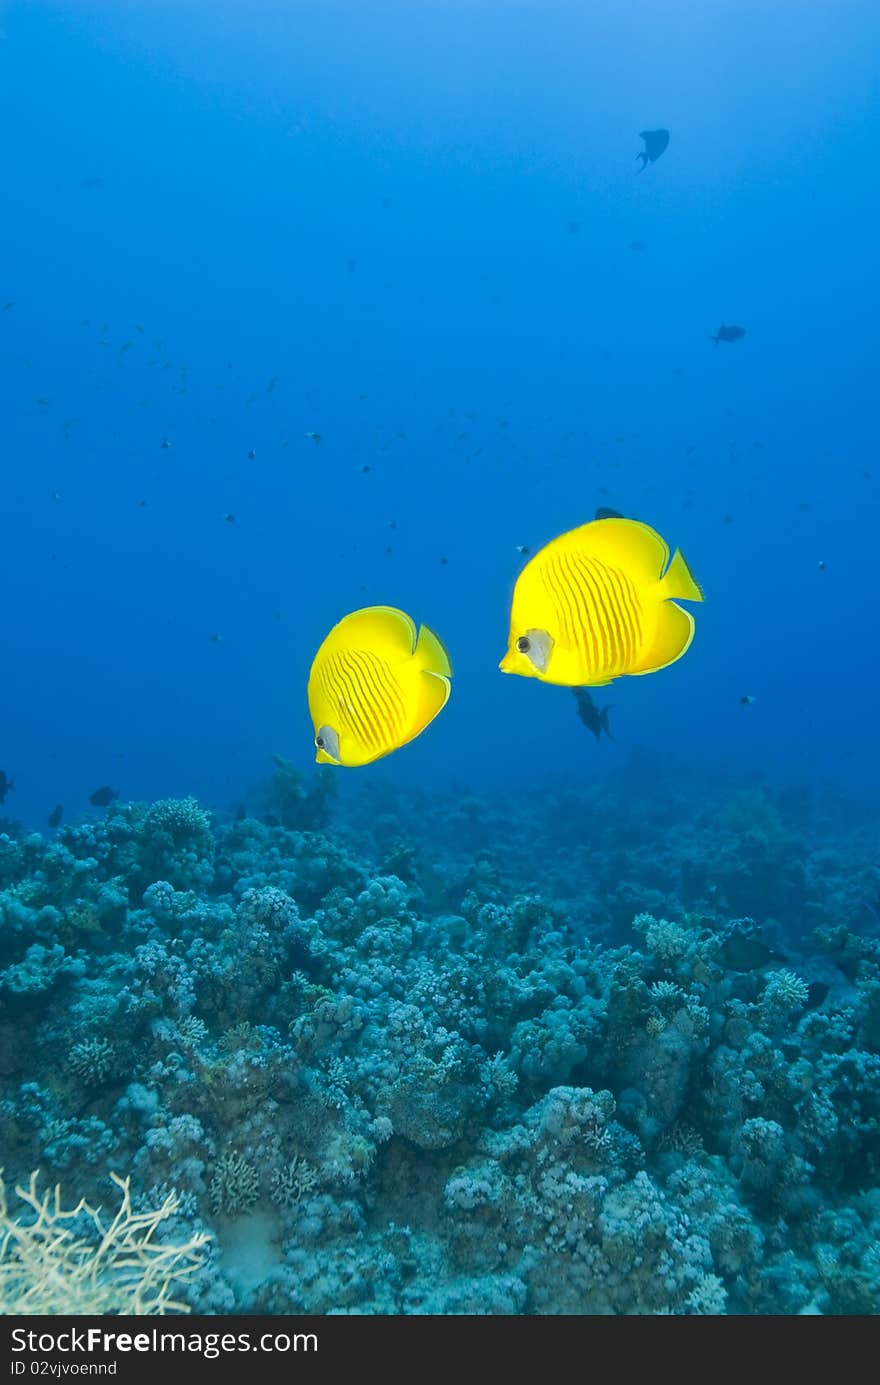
762, 969, 809, 1012
0, 1170, 209, 1315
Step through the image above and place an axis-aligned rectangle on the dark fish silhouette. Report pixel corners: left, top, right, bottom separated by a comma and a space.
712, 324, 746, 345
717, 931, 785, 972
636, 128, 669, 171
48, 804, 63, 828
0, 772, 14, 804
89, 785, 118, 807
573, 688, 612, 742
806, 981, 829, 1010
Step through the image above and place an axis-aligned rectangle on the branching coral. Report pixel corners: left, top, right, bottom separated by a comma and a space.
0, 1170, 209, 1314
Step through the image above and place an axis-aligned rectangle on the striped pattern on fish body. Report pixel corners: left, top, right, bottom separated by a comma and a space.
500, 517, 703, 688
308, 606, 452, 767
314, 645, 410, 759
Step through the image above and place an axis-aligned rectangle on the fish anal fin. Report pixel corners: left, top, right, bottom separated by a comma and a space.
630, 601, 695, 676
411, 669, 451, 737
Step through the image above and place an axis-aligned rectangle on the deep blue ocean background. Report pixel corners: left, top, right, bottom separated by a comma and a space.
3, 0, 879, 818
2, 1, 880, 1320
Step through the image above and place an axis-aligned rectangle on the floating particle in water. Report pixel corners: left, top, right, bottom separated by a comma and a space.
818, 559, 826, 571
515, 544, 530, 555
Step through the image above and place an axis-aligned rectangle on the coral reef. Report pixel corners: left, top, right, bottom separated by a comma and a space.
0, 765, 878, 1315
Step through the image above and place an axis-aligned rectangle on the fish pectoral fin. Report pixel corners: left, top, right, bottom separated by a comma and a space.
412, 668, 451, 734
415, 622, 453, 677
630, 601, 695, 676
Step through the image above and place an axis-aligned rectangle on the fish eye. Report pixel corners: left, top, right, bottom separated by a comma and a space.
315, 736, 324, 749
516, 636, 531, 653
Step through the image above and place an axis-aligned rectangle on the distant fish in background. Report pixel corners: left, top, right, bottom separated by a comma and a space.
636, 128, 669, 171
740, 694, 756, 706
573, 688, 613, 742
304, 431, 322, 444
48, 804, 63, 828
0, 771, 14, 804
712, 324, 746, 345
89, 785, 118, 807
716, 923, 786, 972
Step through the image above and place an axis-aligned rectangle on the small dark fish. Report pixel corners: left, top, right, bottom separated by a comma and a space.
247, 450, 256, 460
718, 933, 784, 972
0, 772, 14, 804
224, 513, 235, 523
595, 506, 625, 521
3, 301, 15, 311
210, 633, 224, 643
266, 376, 278, 393
636, 128, 669, 171
89, 785, 118, 808
515, 544, 530, 556
573, 689, 612, 742
48, 804, 63, 829
818, 559, 827, 572
740, 694, 756, 706
304, 431, 321, 444
160, 437, 171, 449
712, 324, 746, 345
806, 981, 829, 1010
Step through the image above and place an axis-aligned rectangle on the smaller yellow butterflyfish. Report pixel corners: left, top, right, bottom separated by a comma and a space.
308, 606, 452, 767
500, 517, 703, 688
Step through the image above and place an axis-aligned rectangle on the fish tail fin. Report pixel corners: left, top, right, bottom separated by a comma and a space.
415, 623, 453, 678
661, 548, 703, 603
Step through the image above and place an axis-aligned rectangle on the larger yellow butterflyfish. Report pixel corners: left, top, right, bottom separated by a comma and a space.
500, 516, 703, 687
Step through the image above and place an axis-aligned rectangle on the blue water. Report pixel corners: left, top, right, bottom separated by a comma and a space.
2, 2, 880, 1318
3, 0, 878, 819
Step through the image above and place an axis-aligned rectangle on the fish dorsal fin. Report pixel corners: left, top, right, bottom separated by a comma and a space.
320, 606, 418, 661
556, 517, 670, 583
415, 622, 453, 678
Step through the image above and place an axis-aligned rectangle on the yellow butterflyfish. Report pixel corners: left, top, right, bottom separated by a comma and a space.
308, 606, 452, 766
500, 517, 703, 687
